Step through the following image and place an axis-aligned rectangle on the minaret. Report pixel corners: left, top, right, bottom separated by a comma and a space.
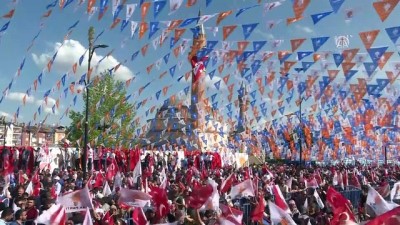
189, 10, 207, 149
237, 82, 246, 133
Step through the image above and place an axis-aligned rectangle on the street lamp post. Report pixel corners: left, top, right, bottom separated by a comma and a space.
82, 26, 108, 180
298, 97, 303, 166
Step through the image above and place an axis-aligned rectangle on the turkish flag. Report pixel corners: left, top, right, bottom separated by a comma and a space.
366, 206, 400, 225
132, 207, 148, 225
106, 159, 119, 181
186, 184, 213, 209
149, 186, 170, 220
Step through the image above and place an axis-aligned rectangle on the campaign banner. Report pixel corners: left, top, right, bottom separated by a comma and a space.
58, 187, 93, 213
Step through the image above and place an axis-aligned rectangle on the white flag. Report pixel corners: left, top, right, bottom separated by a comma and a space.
103, 181, 112, 197
83, 207, 93, 225
131, 21, 138, 38
367, 185, 398, 216
58, 187, 93, 213
268, 201, 297, 225
126, 3, 137, 20
390, 181, 400, 201
169, 0, 183, 14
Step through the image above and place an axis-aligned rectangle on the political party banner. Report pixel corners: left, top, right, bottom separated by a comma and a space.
58, 187, 93, 213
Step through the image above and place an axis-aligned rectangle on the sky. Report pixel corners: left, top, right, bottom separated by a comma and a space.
0, 0, 400, 133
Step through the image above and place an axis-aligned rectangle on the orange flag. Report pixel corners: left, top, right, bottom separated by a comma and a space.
141, 44, 149, 56
287, 16, 303, 25
237, 41, 249, 55
187, 0, 197, 7
293, 0, 310, 17
2, 9, 15, 18
173, 46, 180, 57
174, 28, 186, 41
222, 74, 230, 84
373, 0, 399, 22
278, 51, 291, 62
162, 86, 169, 96
341, 62, 355, 75
47, 60, 53, 72
141, 2, 151, 21
168, 20, 182, 31
87, 0, 96, 13
359, 30, 380, 49
42, 10, 52, 18
72, 62, 77, 74
218, 64, 224, 74
216, 10, 232, 25
378, 52, 393, 69
139, 22, 148, 39
110, 18, 121, 30
290, 38, 306, 52
342, 48, 359, 62
146, 64, 154, 74
222, 25, 237, 40
328, 70, 339, 81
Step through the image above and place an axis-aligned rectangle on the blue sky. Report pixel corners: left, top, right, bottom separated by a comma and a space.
0, 0, 400, 132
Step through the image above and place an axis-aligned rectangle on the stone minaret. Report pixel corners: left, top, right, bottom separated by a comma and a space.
189, 11, 207, 149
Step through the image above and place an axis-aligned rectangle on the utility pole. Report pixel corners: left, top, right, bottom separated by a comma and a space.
82, 27, 108, 180
299, 97, 303, 166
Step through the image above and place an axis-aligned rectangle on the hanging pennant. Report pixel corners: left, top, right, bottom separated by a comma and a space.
130, 21, 138, 37
222, 25, 237, 41
169, 0, 184, 14
148, 22, 160, 39
359, 30, 380, 49
367, 46, 388, 62
186, 0, 196, 7
242, 23, 258, 40
126, 3, 137, 20
110, 18, 121, 30
139, 22, 148, 39
2, 9, 15, 18
87, 0, 96, 13
373, 0, 399, 22
329, 0, 345, 13
385, 26, 400, 44
216, 10, 233, 25
153, 0, 166, 18
141, 2, 151, 20
141, 44, 149, 56
311, 11, 333, 24
311, 36, 329, 52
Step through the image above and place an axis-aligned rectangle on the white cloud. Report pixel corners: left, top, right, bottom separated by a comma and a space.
36, 97, 59, 115
295, 25, 314, 34
6, 92, 35, 103
0, 111, 12, 119
32, 39, 134, 81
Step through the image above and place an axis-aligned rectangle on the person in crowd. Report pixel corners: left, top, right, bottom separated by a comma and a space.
9, 209, 27, 225
0, 208, 13, 225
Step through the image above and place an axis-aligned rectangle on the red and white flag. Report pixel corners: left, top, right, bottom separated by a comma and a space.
103, 181, 112, 197
229, 179, 255, 199
365, 206, 400, 225
83, 207, 93, 225
220, 173, 236, 194
272, 185, 291, 214
367, 185, 398, 216
119, 188, 152, 208
390, 181, 400, 201
58, 186, 93, 213
132, 207, 148, 225
219, 204, 243, 225
378, 182, 391, 199
201, 179, 220, 211
305, 177, 319, 189
268, 201, 296, 225
35, 204, 67, 225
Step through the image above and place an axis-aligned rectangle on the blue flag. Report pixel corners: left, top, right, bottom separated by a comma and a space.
297, 51, 313, 60
302, 62, 314, 72
311, 11, 333, 24
208, 69, 216, 80
163, 53, 170, 64
206, 40, 218, 49
242, 23, 258, 40
363, 62, 378, 76
99, 0, 109, 14
214, 80, 221, 90
156, 90, 161, 100
180, 17, 199, 27
131, 51, 139, 61
345, 70, 357, 81
329, 0, 345, 13
169, 65, 176, 77
120, 20, 129, 32
236, 5, 259, 17
153, 0, 166, 18
253, 41, 267, 52
148, 22, 159, 39
385, 26, 400, 44
68, 20, 80, 31
311, 36, 329, 52
63, 0, 75, 8
333, 53, 344, 67
367, 46, 388, 62
0, 21, 10, 33
206, 0, 212, 7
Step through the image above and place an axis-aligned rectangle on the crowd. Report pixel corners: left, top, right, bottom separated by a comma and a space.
0, 146, 400, 225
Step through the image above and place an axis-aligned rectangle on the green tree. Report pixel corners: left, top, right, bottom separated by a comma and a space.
67, 72, 136, 148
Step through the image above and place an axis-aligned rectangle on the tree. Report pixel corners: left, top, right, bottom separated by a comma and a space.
67, 72, 136, 148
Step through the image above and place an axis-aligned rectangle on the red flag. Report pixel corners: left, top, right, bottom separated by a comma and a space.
251, 195, 266, 222
106, 159, 119, 181
149, 186, 170, 220
326, 186, 357, 224
272, 185, 290, 214
219, 204, 243, 225
36, 205, 67, 225
132, 207, 148, 225
220, 173, 236, 194
186, 184, 214, 209
366, 206, 400, 225
2, 9, 15, 18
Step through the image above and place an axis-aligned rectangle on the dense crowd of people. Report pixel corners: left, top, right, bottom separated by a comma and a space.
0, 146, 399, 225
